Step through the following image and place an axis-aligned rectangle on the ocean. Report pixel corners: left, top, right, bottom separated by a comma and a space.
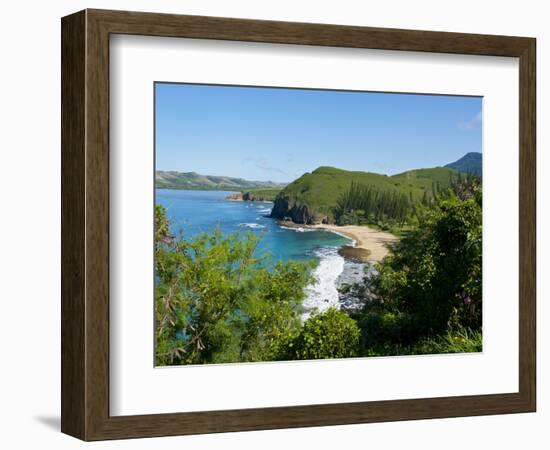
156, 189, 361, 316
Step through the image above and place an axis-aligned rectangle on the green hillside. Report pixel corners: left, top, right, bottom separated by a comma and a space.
390, 167, 461, 198
156, 170, 286, 191
244, 188, 282, 201
270, 166, 458, 224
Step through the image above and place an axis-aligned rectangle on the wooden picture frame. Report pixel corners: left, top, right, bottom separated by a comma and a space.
61, 9, 536, 441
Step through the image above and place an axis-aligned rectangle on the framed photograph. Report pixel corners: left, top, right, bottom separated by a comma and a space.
61, 9, 536, 441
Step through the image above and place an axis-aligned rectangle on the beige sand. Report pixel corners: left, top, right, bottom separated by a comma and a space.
308, 224, 399, 262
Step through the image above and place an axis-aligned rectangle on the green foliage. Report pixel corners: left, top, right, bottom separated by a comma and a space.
356, 308, 417, 354
359, 324, 482, 357
334, 182, 411, 226
238, 261, 315, 362
448, 171, 482, 204
155, 204, 172, 248
289, 309, 360, 359
375, 191, 482, 334
155, 207, 314, 365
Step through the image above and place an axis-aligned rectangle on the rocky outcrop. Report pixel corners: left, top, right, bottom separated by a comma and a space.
225, 192, 277, 202
337, 246, 371, 262
225, 193, 244, 201
270, 196, 329, 224
242, 192, 261, 201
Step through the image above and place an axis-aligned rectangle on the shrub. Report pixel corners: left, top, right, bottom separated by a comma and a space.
357, 308, 417, 354
289, 308, 360, 360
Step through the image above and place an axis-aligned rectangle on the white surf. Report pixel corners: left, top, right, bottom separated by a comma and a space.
302, 247, 345, 320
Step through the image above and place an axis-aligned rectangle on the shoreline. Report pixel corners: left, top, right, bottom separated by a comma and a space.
279, 221, 398, 263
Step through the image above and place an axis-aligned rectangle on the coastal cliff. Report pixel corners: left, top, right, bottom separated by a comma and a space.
270, 196, 329, 224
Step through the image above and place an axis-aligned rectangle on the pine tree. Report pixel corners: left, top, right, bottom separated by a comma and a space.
421, 190, 428, 206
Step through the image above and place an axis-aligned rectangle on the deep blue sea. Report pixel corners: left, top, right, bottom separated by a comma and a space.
156, 189, 355, 315
156, 189, 350, 262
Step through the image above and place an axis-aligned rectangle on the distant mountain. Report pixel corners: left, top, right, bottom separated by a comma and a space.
155, 170, 287, 191
271, 166, 458, 224
445, 152, 482, 176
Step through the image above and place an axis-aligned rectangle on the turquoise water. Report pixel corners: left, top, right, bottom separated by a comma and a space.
156, 189, 351, 262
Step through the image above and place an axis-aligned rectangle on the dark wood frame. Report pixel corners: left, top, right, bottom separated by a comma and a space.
61, 8, 536, 441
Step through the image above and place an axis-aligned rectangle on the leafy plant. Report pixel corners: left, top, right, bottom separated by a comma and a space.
289, 308, 360, 360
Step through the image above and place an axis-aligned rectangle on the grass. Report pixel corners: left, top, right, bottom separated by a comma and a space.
244, 188, 282, 201
390, 167, 461, 197
361, 328, 482, 357
410, 328, 483, 355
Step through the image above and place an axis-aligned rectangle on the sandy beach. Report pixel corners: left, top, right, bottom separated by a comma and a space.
306, 224, 398, 262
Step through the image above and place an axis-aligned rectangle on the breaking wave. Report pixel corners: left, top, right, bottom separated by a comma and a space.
238, 223, 265, 229
302, 247, 345, 320
279, 225, 315, 233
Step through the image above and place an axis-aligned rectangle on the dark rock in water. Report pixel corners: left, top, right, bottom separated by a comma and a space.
336, 261, 379, 313
338, 246, 371, 262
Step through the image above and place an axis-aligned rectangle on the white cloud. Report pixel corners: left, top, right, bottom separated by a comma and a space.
254, 158, 287, 175
458, 111, 482, 130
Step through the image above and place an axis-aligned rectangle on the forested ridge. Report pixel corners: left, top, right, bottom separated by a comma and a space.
270, 165, 461, 225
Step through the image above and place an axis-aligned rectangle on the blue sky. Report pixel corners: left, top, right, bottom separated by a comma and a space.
155, 83, 482, 182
